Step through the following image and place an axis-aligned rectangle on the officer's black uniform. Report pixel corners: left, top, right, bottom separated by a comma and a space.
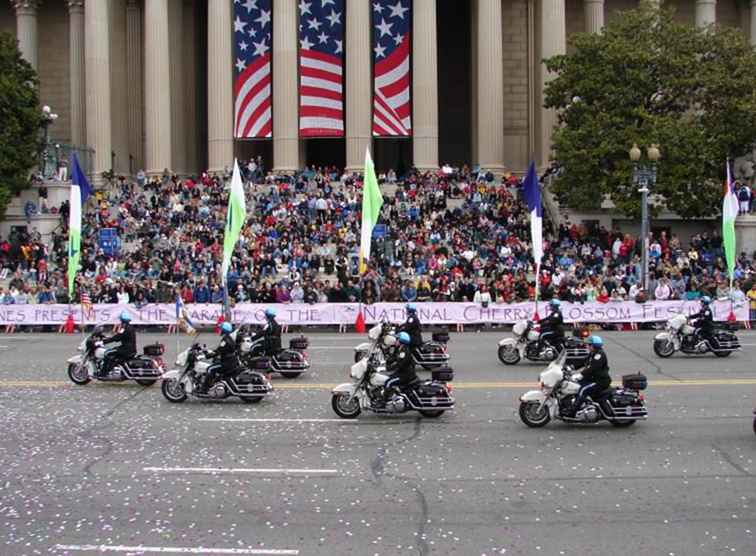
253, 317, 282, 355
690, 304, 714, 345
382, 344, 419, 401
102, 323, 137, 376
572, 346, 611, 415
539, 307, 565, 350
398, 313, 423, 348
205, 333, 241, 391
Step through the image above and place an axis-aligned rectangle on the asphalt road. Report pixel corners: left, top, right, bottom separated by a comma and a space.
0, 330, 754, 556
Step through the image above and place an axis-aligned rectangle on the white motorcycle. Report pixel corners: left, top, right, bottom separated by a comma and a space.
66, 326, 165, 386
498, 320, 590, 366
332, 324, 455, 419
353, 321, 450, 369
161, 343, 272, 403
653, 313, 740, 358
235, 326, 310, 378
518, 352, 648, 428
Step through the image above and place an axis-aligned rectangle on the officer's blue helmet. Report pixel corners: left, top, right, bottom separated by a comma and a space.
701, 296, 712, 305
220, 322, 233, 334
398, 331, 411, 345
119, 311, 132, 323
405, 303, 417, 313
588, 335, 603, 347
265, 308, 277, 318
550, 299, 561, 308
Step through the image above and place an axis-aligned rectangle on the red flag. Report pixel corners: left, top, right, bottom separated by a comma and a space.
532, 303, 540, 322
727, 310, 737, 323
355, 310, 366, 333
215, 313, 225, 334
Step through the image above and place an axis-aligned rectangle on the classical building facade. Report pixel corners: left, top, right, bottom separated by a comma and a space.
2, 0, 754, 179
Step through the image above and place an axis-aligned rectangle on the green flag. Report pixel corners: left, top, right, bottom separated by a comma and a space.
359, 148, 383, 274
722, 160, 738, 286
221, 159, 247, 286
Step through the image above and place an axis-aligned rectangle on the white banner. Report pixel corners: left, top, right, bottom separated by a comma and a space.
0, 300, 748, 326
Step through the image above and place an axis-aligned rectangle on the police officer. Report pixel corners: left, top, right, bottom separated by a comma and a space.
253, 308, 282, 356
204, 322, 240, 391
381, 332, 419, 405
690, 296, 714, 349
539, 299, 565, 353
398, 303, 423, 348
101, 311, 137, 377
571, 335, 611, 416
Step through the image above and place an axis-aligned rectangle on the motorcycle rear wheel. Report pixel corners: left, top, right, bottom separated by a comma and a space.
241, 396, 263, 404
161, 378, 187, 403
280, 372, 302, 379
653, 339, 675, 358
519, 401, 550, 428
713, 350, 732, 358
498, 345, 520, 365
331, 392, 361, 418
135, 379, 157, 387
67, 363, 91, 385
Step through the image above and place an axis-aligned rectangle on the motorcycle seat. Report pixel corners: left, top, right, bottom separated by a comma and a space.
595, 387, 615, 400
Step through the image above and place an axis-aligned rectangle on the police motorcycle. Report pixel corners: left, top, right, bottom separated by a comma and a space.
160, 342, 272, 404
332, 323, 455, 419
234, 325, 310, 379
353, 321, 450, 370
498, 320, 590, 366
517, 352, 648, 428
66, 326, 165, 386
653, 313, 740, 358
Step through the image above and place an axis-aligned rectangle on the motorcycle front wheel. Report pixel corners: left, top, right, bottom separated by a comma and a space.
610, 420, 636, 427
161, 378, 187, 403
354, 350, 367, 363
498, 345, 521, 365
67, 362, 91, 385
519, 401, 550, 428
331, 392, 361, 419
280, 372, 302, 379
653, 339, 675, 358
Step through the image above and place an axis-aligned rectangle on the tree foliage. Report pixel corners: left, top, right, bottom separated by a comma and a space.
0, 32, 42, 219
543, 3, 756, 218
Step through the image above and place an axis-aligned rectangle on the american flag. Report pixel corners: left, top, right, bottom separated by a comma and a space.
234, 0, 272, 138
372, 0, 412, 136
299, 0, 344, 137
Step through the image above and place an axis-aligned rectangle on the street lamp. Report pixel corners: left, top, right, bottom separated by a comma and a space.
629, 143, 660, 293
40, 105, 58, 177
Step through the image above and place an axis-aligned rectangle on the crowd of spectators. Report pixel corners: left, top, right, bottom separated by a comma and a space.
2, 159, 756, 322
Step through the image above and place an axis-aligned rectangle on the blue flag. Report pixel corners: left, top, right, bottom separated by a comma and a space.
70, 153, 92, 204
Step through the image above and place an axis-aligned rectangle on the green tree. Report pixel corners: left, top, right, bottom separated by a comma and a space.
543, 3, 756, 218
0, 32, 42, 219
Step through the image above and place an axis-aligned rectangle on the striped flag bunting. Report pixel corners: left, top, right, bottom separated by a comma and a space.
371, 0, 412, 136
233, 0, 273, 138
298, 0, 345, 137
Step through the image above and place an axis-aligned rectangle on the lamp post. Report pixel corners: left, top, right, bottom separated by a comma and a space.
629, 143, 660, 293
40, 105, 58, 177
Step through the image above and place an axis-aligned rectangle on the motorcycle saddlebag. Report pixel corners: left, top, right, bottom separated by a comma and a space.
143, 343, 165, 356
432, 331, 450, 343
431, 366, 454, 382
246, 356, 271, 371
274, 350, 309, 370
622, 373, 647, 391
289, 336, 309, 350
235, 370, 265, 385
416, 382, 448, 396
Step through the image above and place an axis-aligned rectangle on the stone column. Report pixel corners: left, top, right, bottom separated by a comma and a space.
183, 0, 198, 175
695, 0, 716, 28
68, 1, 86, 148
272, 0, 300, 172
126, 0, 143, 171
475, 0, 505, 172
143, 0, 173, 175
85, 0, 112, 182
346, 0, 372, 171
207, 0, 234, 173
169, 0, 185, 175
538, 0, 566, 167
412, 0, 438, 170
751, 0, 756, 46
12, 0, 39, 71
584, 0, 604, 33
